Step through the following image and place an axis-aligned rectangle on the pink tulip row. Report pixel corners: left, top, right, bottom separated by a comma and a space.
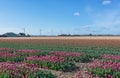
0, 62, 45, 78
50, 51, 81, 57
26, 55, 65, 63
75, 53, 120, 78
87, 60, 120, 71
0, 48, 13, 51
0, 52, 16, 57
0, 62, 39, 70
75, 60, 118, 78
16, 49, 39, 53
0, 62, 21, 74
103, 54, 120, 61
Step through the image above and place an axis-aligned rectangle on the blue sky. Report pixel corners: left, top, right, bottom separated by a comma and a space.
0, 0, 120, 35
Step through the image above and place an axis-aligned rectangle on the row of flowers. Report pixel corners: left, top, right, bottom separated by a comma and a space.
0, 48, 13, 52
0, 48, 40, 62
0, 48, 91, 72
0, 62, 56, 78
15, 49, 40, 56
50, 51, 81, 57
0, 48, 40, 55
50, 51, 90, 62
102, 54, 120, 62
2, 48, 120, 77
75, 54, 120, 78
0, 52, 16, 57
26, 55, 65, 63
0, 49, 86, 63
0, 52, 24, 62
26, 55, 76, 71
87, 60, 120, 78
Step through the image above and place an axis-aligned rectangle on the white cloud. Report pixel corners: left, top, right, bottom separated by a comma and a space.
74, 12, 80, 16
102, 0, 111, 5
77, 7, 120, 34
94, 9, 120, 27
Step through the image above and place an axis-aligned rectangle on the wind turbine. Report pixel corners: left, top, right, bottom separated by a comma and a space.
39, 29, 42, 36
23, 28, 26, 34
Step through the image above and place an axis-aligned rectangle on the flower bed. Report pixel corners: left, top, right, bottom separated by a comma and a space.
50, 51, 81, 57
50, 51, 90, 62
0, 48, 13, 52
87, 60, 120, 78
16, 49, 40, 56
75, 54, 120, 78
0, 52, 24, 62
26, 55, 76, 71
102, 54, 120, 62
0, 62, 56, 78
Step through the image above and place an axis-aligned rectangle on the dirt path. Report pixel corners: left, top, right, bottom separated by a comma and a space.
48, 63, 87, 78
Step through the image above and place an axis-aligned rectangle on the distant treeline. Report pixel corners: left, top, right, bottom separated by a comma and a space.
1, 32, 120, 37
58, 34, 120, 36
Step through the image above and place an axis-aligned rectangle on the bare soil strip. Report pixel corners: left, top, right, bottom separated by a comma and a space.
0, 36, 120, 39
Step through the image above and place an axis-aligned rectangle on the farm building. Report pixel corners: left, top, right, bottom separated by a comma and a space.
3, 32, 18, 37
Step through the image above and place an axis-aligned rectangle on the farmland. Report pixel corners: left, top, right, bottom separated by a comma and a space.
0, 37, 120, 78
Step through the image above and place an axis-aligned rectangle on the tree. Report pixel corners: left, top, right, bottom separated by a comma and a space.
18, 33, 26, 37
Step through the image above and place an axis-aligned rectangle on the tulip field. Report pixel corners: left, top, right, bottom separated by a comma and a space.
0, 37, 120, 78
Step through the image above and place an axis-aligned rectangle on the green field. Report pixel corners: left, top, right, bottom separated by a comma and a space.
0, 38, 120, 78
